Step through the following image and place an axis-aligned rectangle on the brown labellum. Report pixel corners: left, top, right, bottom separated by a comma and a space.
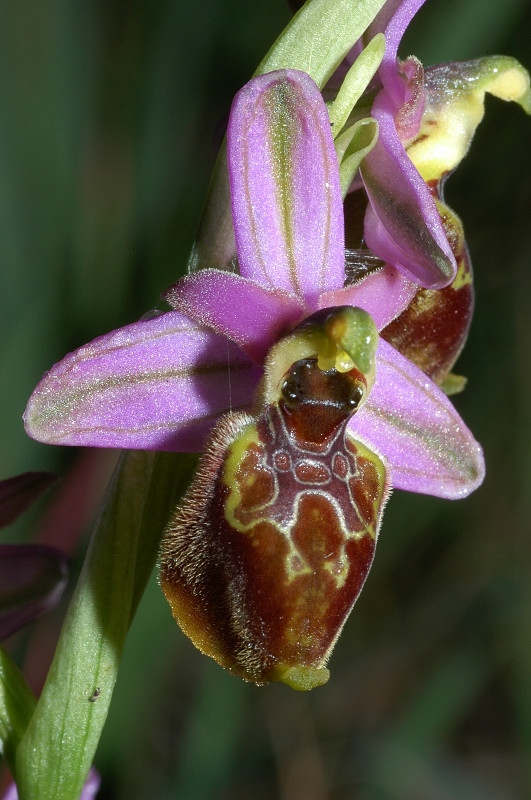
160, 355, 389, 690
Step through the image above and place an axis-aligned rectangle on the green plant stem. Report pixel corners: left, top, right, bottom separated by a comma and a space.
15, 450, 197, 800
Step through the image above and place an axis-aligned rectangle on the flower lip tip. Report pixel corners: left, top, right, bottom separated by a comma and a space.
267, 663, 330, 691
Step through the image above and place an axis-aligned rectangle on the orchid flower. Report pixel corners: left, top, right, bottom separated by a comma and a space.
323, 0, 457, 289
331, 0, 530, 390
381, 54, 530, 390
23, 69, 484, 498
24, 69, 484, 688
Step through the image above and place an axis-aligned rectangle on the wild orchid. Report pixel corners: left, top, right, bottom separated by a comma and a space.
24, 68, 484, 689
331, 2, 531, 389
3, 0, 529, 798
379, 54, 530, 388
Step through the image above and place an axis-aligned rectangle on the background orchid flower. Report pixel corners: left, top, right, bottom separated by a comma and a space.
24, 69, 484, 505
331, 1, 530, 390
0, 472, 67, 641
381, 55, 531, 390
329, 2, 528, 298
359, 1, 458, 287
319, 0, 458, 288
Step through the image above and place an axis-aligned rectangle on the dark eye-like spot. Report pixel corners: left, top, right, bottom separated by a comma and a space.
347, 384, 364, 411
281, 374, 304, 407
280, 358, 316, 408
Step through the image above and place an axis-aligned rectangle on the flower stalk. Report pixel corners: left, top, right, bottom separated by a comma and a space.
15, 451, 196, 800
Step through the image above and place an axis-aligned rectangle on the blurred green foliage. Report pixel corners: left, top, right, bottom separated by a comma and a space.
1, 0, 530, 798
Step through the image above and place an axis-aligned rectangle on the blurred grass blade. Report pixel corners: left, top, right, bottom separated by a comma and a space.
0, 646, 36, 775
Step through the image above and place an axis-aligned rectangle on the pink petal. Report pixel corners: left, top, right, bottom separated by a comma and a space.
352, 339, 485, 499
164, 269, 306, 363
376, 0, 428, 103
361, 90, 457, 289
228, 70, 344, 304
24, 312, 261, 452
317, 263, 417, 329
360, 10, 458, 290
393, 56, 426, 142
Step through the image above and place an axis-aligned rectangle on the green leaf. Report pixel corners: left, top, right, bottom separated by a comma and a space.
0, 646, 36, 774
15, 450, 197, 800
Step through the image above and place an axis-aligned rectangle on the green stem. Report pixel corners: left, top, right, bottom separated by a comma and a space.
15, 450, 197, 800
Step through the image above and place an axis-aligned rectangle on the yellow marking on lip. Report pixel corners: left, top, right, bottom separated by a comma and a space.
222, 422, 272, 532
451, 258, 472, 291
324, 551, 350, 589
285, 551, 313, 583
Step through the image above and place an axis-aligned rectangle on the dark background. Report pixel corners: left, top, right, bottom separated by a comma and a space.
1, 0, 530, 797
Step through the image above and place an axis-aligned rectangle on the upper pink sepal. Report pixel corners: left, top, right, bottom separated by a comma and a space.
228, 69, 345, 304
